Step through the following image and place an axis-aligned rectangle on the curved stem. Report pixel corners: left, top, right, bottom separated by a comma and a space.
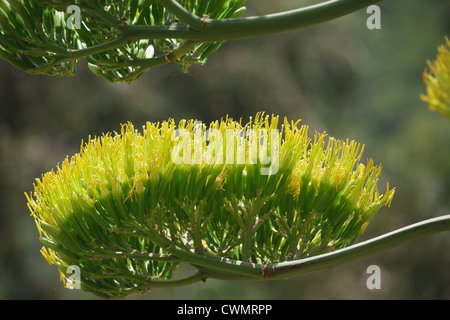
201, 0, 384, 40
264, 214, 450, 280
125, 0, 384, 42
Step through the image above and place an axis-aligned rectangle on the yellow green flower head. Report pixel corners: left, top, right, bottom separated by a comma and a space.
26, 113, 394, 298
421, 36, 450, 119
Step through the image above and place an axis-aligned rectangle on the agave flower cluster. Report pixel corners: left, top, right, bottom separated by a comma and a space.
0, 0, 247, 82
26, 114, 394, 297
421, 36, 450, 119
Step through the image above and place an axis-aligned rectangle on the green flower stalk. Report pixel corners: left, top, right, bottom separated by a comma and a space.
0, 0, 248, 82
26, 113, 396, 298
0, 0, 384, 83
421, 36, 450, 119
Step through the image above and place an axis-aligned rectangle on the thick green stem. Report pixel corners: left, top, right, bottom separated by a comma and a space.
125, 0, 384, 42
264, 214, 450, 280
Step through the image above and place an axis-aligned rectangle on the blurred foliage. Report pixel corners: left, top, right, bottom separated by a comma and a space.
0, 0, 449, 299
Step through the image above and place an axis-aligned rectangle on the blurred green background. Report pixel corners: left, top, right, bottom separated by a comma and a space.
0, 0, 449, 299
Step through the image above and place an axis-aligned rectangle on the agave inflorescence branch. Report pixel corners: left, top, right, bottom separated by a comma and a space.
25, 113, 402, 298
0, 0, 384, 83
265, 214, 450, 280
421, 36, 450, 119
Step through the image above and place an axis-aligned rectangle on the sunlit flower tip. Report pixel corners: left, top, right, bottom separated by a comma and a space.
421, 36, 450, 119
40, 247, 55, 266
